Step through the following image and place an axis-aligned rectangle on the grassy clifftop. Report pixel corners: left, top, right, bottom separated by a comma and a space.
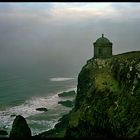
65, 51, 140, 138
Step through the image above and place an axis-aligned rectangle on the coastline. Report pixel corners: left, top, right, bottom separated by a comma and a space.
34, 89, 76, 138
0, 88, 77, 138
34, 107, 72, 138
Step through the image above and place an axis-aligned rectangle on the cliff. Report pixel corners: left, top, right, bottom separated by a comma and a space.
65, 51, 140, 138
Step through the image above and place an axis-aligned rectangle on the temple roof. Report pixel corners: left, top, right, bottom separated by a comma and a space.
95, 34, 111, 45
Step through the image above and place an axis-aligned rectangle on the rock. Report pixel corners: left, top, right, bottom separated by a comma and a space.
9, 115, 31, 139
10, 114, 16, 117
36, 108, 48, 112
58, 100, 74, 107
0, 130, 8, 136
58, 90, 76, 97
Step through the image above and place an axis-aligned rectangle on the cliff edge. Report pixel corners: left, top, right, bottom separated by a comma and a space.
65, 51, 140, 138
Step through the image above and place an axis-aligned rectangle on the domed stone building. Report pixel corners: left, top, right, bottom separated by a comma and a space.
93, 34, 113, 58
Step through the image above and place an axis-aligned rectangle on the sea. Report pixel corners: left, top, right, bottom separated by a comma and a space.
0, 69, 77, 136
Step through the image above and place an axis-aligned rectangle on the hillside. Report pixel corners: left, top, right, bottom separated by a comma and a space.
65, 51, 140, 138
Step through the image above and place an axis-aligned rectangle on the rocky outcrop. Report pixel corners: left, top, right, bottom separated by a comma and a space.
58, 90, 76, 97
58, 100, 74, 108
10, 114, 16, 117
9, 115, 31, 139
36, 107, 48, 112
0, 130, 8, 137
65, 51, 140, 138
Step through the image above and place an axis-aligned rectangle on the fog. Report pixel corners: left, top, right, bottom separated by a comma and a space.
0, 3, 140, 77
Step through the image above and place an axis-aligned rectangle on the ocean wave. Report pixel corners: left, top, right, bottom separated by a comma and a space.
0, 87, 76, 136
0, 94, 60, 130
27, 119, 58, 136
57, 87, 77, 93
50, 77, 75, 82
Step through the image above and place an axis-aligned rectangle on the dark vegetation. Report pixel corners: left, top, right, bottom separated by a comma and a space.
65, 51, 140, 138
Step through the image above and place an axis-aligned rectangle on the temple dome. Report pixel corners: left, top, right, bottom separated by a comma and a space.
95, 34, 111, 45
93, 34, 113, 58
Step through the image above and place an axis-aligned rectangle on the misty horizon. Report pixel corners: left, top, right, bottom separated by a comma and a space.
0, 3, 140, 77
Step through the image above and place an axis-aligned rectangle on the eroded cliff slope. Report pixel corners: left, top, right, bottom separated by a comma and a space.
65, 51, 140, 138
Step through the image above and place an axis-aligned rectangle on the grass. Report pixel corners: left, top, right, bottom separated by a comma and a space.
69, 109, 81, 128
95, 68, 119, 93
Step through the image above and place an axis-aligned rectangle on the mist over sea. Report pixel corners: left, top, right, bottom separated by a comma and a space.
0, 67, 77, 136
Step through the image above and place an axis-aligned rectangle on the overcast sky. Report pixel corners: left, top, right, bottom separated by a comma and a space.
0, 2, 140, 77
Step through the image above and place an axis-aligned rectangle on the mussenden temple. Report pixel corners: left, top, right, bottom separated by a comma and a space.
93, 34, 113, 58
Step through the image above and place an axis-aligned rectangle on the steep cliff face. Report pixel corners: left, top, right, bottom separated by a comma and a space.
65, 51, 140, 138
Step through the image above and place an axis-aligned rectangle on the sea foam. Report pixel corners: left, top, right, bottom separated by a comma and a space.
0, 87, 76, 135
50, 77, 75, 82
